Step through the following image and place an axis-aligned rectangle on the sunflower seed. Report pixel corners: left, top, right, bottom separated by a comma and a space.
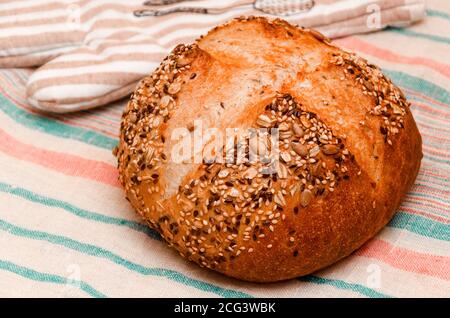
177, 55, 193, 67
309, 145, 320, 157
152, 116, 161, 128
300, 115, 311, 128
310, 162, 322, 176
289, 183, 300, 196
293, 143, 308, 157
280, 152, 292, 163
128, 112, 137, 124
322, 144, 340, 155
160, 95, 171, 108
278, 122, 290, 131
300, 189, 313, 207
218, 169, 230, 178
276, 163, 288, 179
363, 79, 374, 92
168, 82, 181, 95
194, 220, 203, 229
274, 192, 286, 206
257, 114, 274, 128
250, 138, 267, 157
392, 104, 403, 114
244, 167, 258, 179
229, 188, 240, 197
145, 148, 155, 163
293, 123, 304, 137
280, 130, 292, 139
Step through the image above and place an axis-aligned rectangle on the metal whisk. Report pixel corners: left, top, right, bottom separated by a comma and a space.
134, 0, 315, 17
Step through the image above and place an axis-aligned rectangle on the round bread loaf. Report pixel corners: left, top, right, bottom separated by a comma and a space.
116, 17, 422, 282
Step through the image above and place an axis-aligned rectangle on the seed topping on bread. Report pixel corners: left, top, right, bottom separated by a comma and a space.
169, 94, 357, 268
330, 52, 409, 145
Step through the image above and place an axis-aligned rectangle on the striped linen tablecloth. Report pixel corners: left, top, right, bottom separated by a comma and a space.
0, 1, 449, 297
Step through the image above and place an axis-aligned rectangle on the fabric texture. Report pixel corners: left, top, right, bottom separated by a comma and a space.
0, 0, 426, 112
0, 0, 449, 297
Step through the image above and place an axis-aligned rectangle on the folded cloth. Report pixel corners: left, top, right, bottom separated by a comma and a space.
0, 0, 426, 113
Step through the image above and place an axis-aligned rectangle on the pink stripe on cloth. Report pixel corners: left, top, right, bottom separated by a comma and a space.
400, 207, 450, 224
357, 239, 450, 281
406, 191, 450, 209
336, 37, 450, 78
0, 128, 119, 187
404, 205, 449, 222
413, 102, 450, 119
406, 90, 450, 109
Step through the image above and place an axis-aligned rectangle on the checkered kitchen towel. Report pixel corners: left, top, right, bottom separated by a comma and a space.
0, 0, 425, 112
0, 0, 449, 297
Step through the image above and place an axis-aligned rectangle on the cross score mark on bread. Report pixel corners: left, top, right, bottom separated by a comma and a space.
116, 17, 422, 282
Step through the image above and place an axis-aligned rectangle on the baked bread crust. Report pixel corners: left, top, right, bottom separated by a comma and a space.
116, 17, 422, 282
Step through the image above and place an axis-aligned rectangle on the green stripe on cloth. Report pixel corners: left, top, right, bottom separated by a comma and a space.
1, 186, 391, 298
299, 276, 391, 298
387, 27, 450, 45
0, 259, 106, 298
0, 182, 161, 241
1, 181, 448, 244
390, 212, 450, 242
422, 154, 450, 166
0, 219, 252, 298
426, 9, 450, 20
383, 70, 450, 105
0, 94, 117, 150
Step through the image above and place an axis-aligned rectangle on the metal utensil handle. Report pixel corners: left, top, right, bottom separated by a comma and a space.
134, 7, 210, 17
143, 0, 196, 6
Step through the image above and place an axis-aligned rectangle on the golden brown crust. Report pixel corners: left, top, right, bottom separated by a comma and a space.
116, 17, 422, 282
